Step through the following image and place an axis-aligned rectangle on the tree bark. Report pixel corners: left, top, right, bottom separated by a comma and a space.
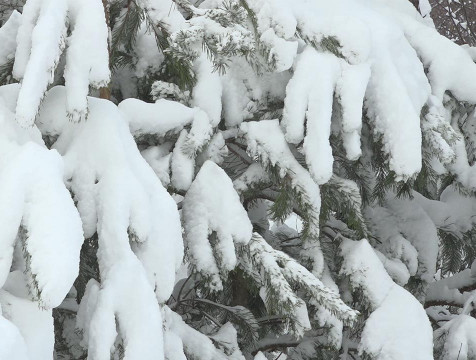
409, 0, 419, 11
100, 0, 111, 100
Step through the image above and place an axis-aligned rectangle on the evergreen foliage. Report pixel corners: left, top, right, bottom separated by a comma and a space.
2, 0, 476, 359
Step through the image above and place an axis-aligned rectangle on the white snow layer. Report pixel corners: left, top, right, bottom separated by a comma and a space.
282, 48, 369, 184
435, 314, 476, 360
0, 84, 83, 309
34, 86, 184, 359
13, 0, 110, 126
0, 84, 84, 359
182, 160, 252, 290
240, 120, 324, 277
240, 234, 358, 337
163, 305, 230, 360
0, 11, 21, 67
0, 286, 53, 360
240, 0, 476, 182
340, 239, 433, 360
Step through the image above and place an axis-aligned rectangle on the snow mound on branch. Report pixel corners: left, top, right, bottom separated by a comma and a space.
282, 48, 369, 184
0, 10, 21, 67
240, 119, 324, 277
385, 196, 439, 283
383, 2, 476, 104
85, 256, 166, 360
119, 99, 207, 139
171, 129, 195, 191
247, 0, 476, 181
182, 160, 252, 290
35, 86, 183, 359
13, 0, 110, 126
36, 86, 183, 303
340, 239, 433, 360
0, 284, 53, 360
365, 205, 419, 285
192, 54, 222, 127
0, 84, 83, 309
435, 314, 476, 360
0, 312, 28, 360
240, 234, 358, 338
163, 305, 230, 360
136, 0, 185, 33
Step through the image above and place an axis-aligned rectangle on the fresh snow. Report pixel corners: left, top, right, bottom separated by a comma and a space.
182, 160, 252, 290
13, 0, 110, 126
1, 0, 476, 358
340, 239, 433, 360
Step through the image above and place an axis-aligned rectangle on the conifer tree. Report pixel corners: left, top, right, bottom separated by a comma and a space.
1, 0, 476, 359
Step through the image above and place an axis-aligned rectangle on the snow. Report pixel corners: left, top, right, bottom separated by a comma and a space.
63, 0, 110, 122
199, 132, 228, 165
36, 86, 183, 303
163, 322, 187, 360
435, 314, 476, 360
0, 84, 83, 309
13, 0, 68, 127
12, 0, 110, 126
245, 0, 297, 40
415, 188, 476, 238
141, 145, 172, 187
385, 196, 439, 282
171, 130, 195, 191
136, 0, 185, 33
254, 352, 267, 360
134, 22, 165, 77
163, 305, 228, 360
5, 0, 476, 357
0, 287, 54, 360
233, 163, 270, 194
219, 56, 288, 127
187, 109, 213, 153
422, 97, 457, 167
259, 28, 298, 72
374, 249, 411, 286
426, 261, 476, 307
360, 285, 433, 360
0, 10, 21, 67
119, 97, 213, 155
32, 86, 184, 358
389, 5, 476, 104
365, 206, 419, 283
259, 0, 437, 180
76, 279, 100, 349
419, 0, 432, 17
119, 98, 199, 138
241, 233, 358, 338
240, 119, 324, 277
340, 239, 433, 360
87, 256, 165, 360
209, 322, 245, 360
336, 62, 370, 160
282, 48, 340, 185
314, 267, 344, 348
191, 54, 222, 127
182, 160, 252, 290
0, 311, 28, 360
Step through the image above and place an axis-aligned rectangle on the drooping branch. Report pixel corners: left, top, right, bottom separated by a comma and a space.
425, 264, 476, 308
100, 0, 111, 99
